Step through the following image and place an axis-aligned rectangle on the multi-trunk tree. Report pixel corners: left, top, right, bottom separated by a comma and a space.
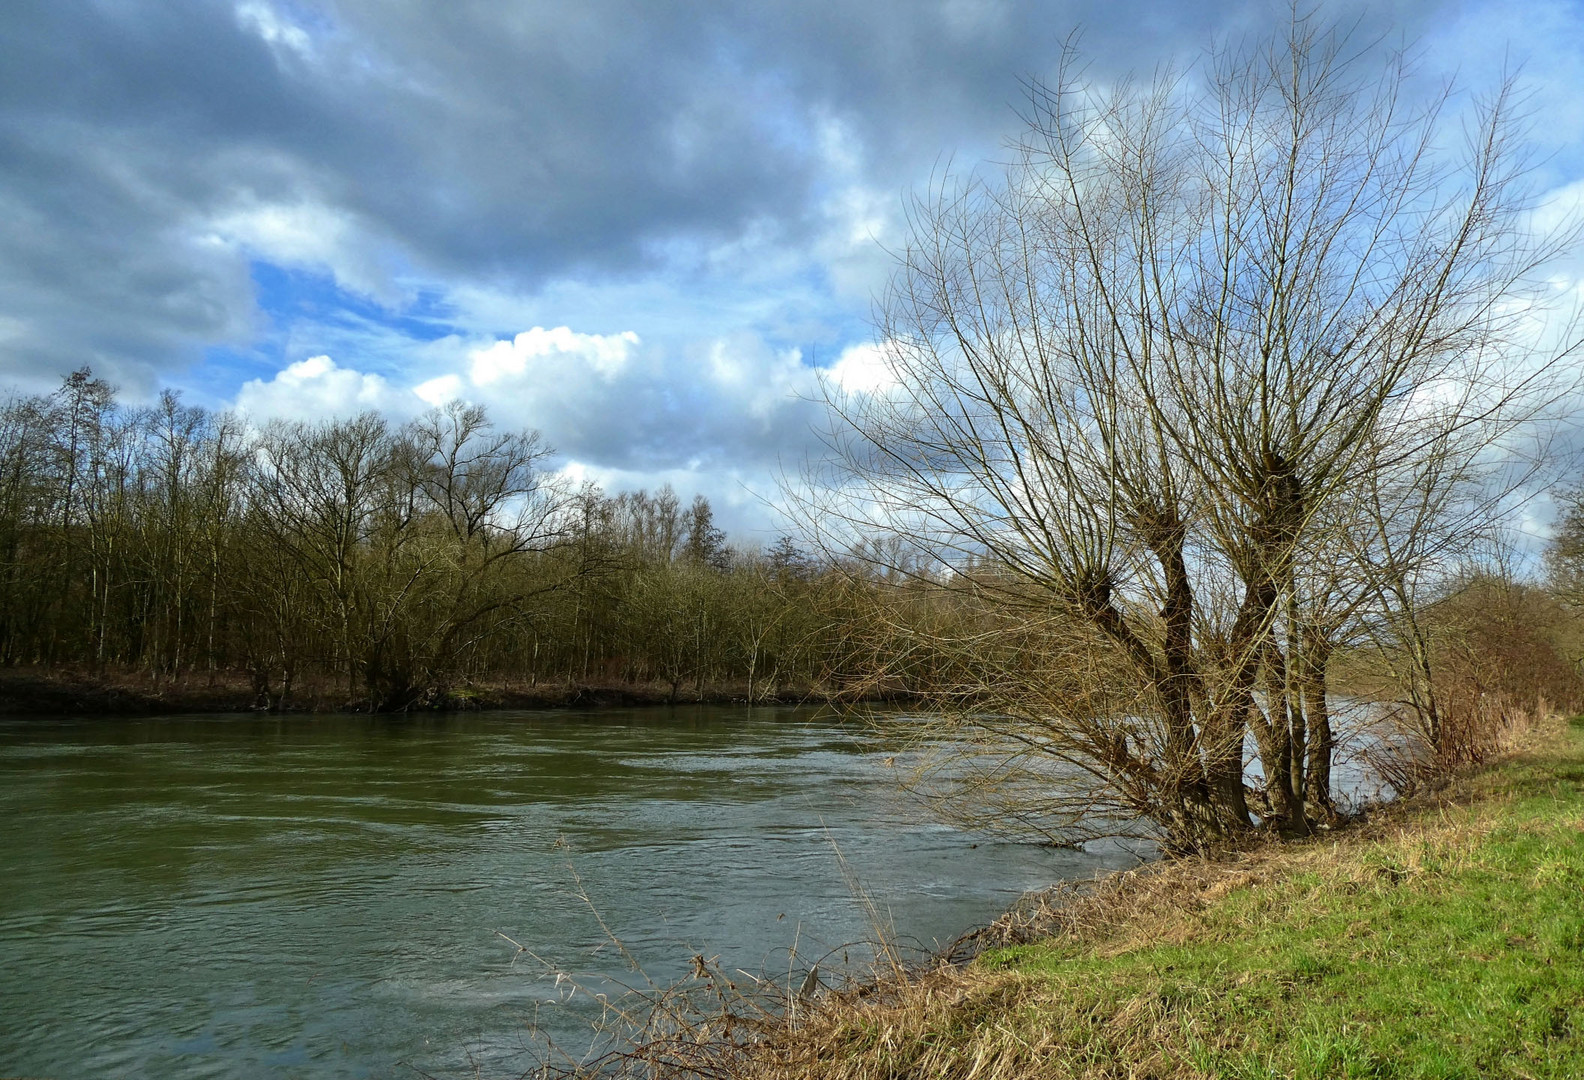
807, 14, 1577, 851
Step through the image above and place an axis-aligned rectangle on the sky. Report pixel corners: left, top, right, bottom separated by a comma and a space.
4, 0, 1584, 542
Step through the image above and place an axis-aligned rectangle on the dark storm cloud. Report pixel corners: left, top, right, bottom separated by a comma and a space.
268, 0, 1299, 272
0, 0, 1444, 389
0, 0, 303, 389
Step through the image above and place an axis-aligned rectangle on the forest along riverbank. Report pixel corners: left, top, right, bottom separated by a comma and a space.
0, 665, 917, 715
0, 706, 1141, 1080
693, 715, 1584, 1080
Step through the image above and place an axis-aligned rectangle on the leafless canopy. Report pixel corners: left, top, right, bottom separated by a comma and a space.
808, 13, 1578, 851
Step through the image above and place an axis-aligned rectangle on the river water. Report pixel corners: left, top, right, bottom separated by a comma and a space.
0, 706, 1140, 1079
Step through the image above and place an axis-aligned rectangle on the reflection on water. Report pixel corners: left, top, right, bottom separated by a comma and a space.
0, 707, 1138, 1079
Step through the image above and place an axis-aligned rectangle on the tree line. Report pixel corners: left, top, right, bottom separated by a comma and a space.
0, 370, 891, 710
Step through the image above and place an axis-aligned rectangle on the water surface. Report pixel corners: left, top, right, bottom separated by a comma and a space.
0, 706, 1137, 1078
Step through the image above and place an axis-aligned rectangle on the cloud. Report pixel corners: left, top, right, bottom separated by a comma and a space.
437, 326, 820, 473
208, 196, 406, 305
234, 1, 314, 61
412, 373, 463, 407
3, 0, 1421, 392
8, 0, 1582, 540
234, 354, 411, 421
826, 342, 899, 395
470, 327, 640, 386
224, 323, 840, 528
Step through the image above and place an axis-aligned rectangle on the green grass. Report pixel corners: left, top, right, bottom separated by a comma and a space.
965, 718, 1584, 1078
742, 721, 1584, 1078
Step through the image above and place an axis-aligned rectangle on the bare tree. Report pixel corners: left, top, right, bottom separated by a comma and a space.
243, 405, 571, 708
397, 401, 568, 700
807, 14, 1576, 851
1546, 485, 1584, 612
0, 375, 867, 706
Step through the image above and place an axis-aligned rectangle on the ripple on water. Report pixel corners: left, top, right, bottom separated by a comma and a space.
0, 707, 1140, 1080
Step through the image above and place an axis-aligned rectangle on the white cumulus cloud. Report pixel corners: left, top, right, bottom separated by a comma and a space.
469, 326, 641, 386
825, 341, 899, 395
234, 354, 410, 421
226, 322, 903, 536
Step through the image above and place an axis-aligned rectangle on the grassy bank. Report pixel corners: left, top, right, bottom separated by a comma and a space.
734, 718, 1584, 1079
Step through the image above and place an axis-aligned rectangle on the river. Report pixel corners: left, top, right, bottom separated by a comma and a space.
0, 705, 1141, 1078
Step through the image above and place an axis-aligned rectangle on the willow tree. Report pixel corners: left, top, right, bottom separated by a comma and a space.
813, 16, 1573, 851
244, 404, 566, 708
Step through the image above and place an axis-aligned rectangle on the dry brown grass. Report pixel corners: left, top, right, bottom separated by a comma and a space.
560, 713, 1584, 1080
509, 713, 1581, 1080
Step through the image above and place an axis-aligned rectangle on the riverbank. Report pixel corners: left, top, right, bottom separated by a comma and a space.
698, 715, 1584, 1079
0, 665, 899, 716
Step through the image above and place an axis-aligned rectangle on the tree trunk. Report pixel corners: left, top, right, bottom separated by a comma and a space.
1301, 629, 1339, 822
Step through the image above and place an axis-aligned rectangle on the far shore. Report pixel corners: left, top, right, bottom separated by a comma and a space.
0, 665, 916, 717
